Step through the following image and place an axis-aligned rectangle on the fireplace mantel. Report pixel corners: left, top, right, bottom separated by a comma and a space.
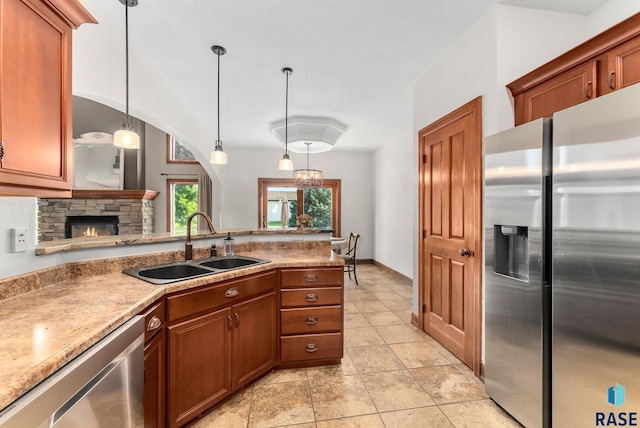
71, 190, 159, 200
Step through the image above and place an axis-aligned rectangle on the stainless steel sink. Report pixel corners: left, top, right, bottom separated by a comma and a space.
124, 256, 270, 285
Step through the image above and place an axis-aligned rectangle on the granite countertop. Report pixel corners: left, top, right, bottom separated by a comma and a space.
0, 243, 342, 412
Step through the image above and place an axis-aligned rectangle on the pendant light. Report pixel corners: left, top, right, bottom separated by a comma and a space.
113, 0, 140, 149
210, 45, 228, 164
293, 142, 323, 188
278, 67, 294, 171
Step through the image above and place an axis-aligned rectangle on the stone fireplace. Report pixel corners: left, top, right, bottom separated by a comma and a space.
39, 190, 158, 241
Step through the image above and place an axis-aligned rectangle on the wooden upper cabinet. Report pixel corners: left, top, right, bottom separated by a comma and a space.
0, 0, 96, 197
509, 12, 640, 125
606, 34, 640, 93
518, 60, 597, 125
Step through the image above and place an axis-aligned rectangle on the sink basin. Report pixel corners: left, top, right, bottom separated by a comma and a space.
197, 256, 267, 270
124, 256, 270, 285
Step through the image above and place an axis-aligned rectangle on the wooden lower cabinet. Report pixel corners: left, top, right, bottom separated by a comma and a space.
166, 272, 278, 428
168, 307, 233, 428
279, 267, 344, 367
144, 331, 166, 428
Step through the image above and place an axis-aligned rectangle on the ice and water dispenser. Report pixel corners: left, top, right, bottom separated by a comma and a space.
493, 225, 529, 282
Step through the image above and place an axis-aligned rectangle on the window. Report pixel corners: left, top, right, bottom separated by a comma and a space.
167, 135, 198, 163
167, 179, 199, 234
258, 178, 341, 237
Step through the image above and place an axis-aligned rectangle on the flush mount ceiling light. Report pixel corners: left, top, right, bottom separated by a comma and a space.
271, 116, 347, 153
113, 0, 140, 150
278, 67, 294, 171
210, 45, 228, 165
293, 142, 323, 188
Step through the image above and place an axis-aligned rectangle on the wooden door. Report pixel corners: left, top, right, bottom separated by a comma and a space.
418, 97, 482, 375
232, 291, 277, 388
167, 307, 232, 428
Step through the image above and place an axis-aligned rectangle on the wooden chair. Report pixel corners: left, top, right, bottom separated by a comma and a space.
340, 233, 360, 285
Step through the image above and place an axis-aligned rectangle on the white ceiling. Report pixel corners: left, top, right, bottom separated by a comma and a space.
80, 0, 611, 152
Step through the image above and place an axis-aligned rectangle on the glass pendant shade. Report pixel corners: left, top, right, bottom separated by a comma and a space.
293, 142, 323, 188
293, 168, 323, 188
279, 154, 293, 171
210, 142, 227, 164
113, 117, 140, 149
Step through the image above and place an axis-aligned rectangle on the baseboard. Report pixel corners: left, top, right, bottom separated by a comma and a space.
411, 312, 419, 328
371, 260, 412, 285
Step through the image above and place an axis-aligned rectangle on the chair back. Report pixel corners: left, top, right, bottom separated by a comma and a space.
346, 233, 360, 258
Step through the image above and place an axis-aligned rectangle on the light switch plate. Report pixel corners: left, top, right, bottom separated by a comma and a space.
12, 228, 27, 253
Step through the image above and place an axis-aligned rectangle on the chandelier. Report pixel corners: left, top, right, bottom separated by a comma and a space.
293, 142, 323, 188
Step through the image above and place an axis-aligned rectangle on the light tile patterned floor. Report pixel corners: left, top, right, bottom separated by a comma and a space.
190, 264, 521, 428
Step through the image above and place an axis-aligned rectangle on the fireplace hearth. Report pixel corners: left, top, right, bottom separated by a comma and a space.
66, 216, 119, 239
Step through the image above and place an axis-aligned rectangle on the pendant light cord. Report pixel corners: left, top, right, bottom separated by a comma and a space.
285, 71, 289, 156
124, 3, 130, 117
217, 51, 221, 144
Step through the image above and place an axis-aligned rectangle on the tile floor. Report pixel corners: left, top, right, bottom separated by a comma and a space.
190, 264, 521, 428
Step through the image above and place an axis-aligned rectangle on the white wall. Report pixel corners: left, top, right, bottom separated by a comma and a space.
217, 147, 375, 260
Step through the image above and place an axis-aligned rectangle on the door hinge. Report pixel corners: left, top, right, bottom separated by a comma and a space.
422, 229, 427, 239
422, 304, 426, 313
422, 154, 427, 164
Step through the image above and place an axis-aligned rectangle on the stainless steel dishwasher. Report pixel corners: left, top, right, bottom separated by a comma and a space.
0, 315, 144, 427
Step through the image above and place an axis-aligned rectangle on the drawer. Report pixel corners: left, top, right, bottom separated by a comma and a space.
280, 267, 343, 288
141, 300, 165, 343
281, 306, 342, 335
280, 333, 343, 362
281, 287, 342, 308
167, 270, 276, 322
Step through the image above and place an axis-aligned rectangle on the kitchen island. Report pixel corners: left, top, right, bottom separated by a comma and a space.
0, 239, 343, 427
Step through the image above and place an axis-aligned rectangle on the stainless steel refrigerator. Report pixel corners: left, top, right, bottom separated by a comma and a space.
484, 83, 640, 428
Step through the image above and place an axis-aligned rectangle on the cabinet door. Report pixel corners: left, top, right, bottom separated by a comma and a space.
517, 60, 597, 125
0, 0, 74, 196
606, 35, 640, 93
144, 332, 166, 428
167, 307, 232, 428
232, 291, 277, 388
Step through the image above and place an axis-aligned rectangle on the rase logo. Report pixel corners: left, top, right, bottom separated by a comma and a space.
596, 383, 637, 426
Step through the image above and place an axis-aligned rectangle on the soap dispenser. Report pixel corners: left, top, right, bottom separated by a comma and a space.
224, 232, 235, 256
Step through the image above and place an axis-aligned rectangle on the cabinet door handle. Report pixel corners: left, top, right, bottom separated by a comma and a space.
304, 316, 318, 325
608, 71, 616, 90
305, 343, 319, 353
227, 316, 233, 331
584, 81, 593, 99
225, 287, 240, 298
234, 313, 240, 328
304, 274, 318, 282
146, 316, 162, 332
305, 293, 319, 302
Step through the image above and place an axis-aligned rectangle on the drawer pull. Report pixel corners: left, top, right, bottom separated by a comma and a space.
225, 287, 240, 298
146, 316, 162, 332
305, 343, 319, 353
304, 316, 318, 325
304, 293, 319, 302
304, 274, 318, 282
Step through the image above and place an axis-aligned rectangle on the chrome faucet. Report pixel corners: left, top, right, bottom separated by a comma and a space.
185, 212, 216, 261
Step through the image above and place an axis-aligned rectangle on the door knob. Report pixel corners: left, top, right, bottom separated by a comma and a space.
459, 248, 471, 257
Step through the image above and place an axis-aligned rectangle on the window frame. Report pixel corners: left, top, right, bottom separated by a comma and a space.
258, 178, 341, 237
166, 135, 199, 164
166, 178, 199, 233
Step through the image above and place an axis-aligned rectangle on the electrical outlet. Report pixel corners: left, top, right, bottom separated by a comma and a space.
12, 228, 27, 253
